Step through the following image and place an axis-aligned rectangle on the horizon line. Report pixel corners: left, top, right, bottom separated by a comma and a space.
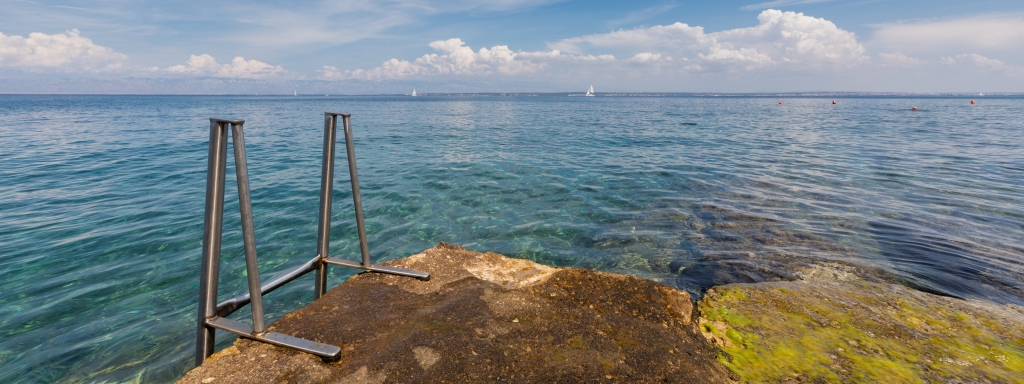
0, 91, 1019, 97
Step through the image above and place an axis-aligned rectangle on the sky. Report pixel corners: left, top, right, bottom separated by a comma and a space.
1, 0, 1023, 93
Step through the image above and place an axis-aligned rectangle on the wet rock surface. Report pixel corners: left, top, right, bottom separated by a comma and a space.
177, 243, 735, 383
697, 262, 1024, 383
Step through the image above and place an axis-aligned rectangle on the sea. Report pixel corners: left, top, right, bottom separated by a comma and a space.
1, 94, 1022, 382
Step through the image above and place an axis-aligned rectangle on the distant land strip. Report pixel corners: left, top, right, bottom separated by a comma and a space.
2, 92, 1022, 97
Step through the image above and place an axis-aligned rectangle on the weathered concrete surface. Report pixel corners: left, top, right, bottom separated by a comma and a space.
698, 262, 1024, 383
178, 243, 736, 383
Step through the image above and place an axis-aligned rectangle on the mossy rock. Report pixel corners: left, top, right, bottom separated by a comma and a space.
698, 279, 1024, 383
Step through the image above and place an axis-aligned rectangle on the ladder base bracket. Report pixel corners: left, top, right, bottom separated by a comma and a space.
206, 317, 342, 359
324, 257, 431, 281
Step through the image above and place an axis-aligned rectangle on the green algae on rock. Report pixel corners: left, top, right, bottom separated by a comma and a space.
697, 270, 1024, 383
177, 243, 736, 383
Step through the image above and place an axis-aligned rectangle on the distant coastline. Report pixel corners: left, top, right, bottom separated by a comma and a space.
386, 92, 1024, 98
1, 92, 1022, 97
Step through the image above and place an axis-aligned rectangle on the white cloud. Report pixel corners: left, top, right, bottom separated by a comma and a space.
700, 46, 772, 69
421, 38, 535, 75
713, 10, 867, 66
337, 38, 545, 80
942, 54, 1005, 69
289, 10, 1018, 91
166, 54, 285, 78
870, 15, 1024, 55
320, 65, 343, 79
626, 52, 671, 63
0, 29, 127, 72
937, 53, 1003, 68
331, 10, 869, 82
549, 22, 709, 54
551, 10, 867, 71
940, 53, 1021, 76
878, 52, 923, 67
516, 50, 616, 62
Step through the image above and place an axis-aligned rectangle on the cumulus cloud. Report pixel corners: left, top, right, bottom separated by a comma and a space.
319, 9, 1024, 91
550, 10, 867, 71
166, 54, 285, 78
712, 10, 867, 66
336, 38, 545, 80
320, 65, 344, 79
331, 37, 628, 80
333, 10, 868, 81
0, 29, 127, 72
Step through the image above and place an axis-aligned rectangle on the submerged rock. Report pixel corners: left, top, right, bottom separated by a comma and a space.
697, 265, 1024, 383
177, 243, 735, 383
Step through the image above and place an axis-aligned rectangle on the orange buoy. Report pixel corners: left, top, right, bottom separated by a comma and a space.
832, 100, 836, 104
971, 100, 976, 104
779, 101, 783, 105
912, 106, 918, 111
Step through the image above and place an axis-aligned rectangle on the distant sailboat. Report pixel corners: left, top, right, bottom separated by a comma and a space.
411, 89, 417, 97
294, 90, 297, 96
585, 85, 595, 97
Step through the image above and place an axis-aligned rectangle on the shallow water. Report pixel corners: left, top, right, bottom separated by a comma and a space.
0, 95, 1022, 382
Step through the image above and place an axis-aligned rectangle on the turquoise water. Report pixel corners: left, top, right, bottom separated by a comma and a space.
1, 95, 1022, 382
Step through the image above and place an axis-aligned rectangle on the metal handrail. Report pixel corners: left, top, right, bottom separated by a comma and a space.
195, 113, 430, 366
214, 254, 319, 318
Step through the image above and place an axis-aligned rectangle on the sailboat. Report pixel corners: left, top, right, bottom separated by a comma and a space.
294, 90, 297, 96
411, 89, 417, 97
585, 85, 595, 97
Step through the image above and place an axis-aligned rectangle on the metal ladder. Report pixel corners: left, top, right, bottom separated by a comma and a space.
195, 113, 430, 365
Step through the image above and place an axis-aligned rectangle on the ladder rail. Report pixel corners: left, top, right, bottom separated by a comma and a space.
194, 113, 431, 366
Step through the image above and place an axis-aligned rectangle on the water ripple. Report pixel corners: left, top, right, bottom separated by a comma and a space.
0, 95, 1022, 382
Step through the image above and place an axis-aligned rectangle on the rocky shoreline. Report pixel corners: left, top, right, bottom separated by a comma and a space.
177, 243, 1024, 383
698, 266, 1024, 382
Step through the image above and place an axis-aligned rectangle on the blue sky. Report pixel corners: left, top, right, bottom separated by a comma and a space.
1, 0, 1023, 93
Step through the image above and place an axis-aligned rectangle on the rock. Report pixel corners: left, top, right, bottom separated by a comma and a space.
412, 347, 440, 370
698, 276, 1024, 383
177, 243, 734, 383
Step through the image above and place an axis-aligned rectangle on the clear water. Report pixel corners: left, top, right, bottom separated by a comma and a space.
1, 95, 1022, 382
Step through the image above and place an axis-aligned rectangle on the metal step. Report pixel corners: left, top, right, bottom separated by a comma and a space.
206, 317, 341, 359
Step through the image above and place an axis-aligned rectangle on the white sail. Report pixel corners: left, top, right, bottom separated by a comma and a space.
585, 85, 595, 97
412, 89, 417, 96
294, 90, 297, 96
